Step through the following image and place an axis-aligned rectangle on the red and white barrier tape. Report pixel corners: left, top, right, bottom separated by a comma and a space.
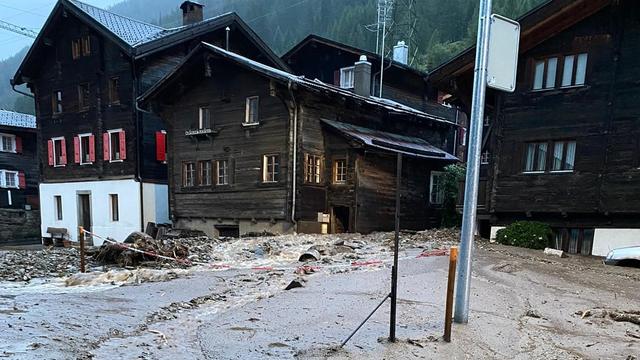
80, 229, 450, 273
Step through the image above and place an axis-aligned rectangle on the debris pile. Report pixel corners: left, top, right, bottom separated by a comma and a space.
0, 247, 84, 281
576, 308, 640, 325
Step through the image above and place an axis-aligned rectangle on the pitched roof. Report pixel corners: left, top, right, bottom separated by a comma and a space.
322, 119, 457, 161
69, 0, 165, 46
139, 42, 457, 126
12, 0, 287, 85
0, 110, 36, 129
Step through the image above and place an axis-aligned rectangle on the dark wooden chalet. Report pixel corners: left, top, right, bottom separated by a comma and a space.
0, 110, 40, 244
429, 0, 640, 256
11, 0, 286, 243
139, 42, 460, 238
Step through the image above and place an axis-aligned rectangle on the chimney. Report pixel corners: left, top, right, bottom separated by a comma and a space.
180, 1, 204, 26
353, 55, 372, 97
393, 41, 409, 65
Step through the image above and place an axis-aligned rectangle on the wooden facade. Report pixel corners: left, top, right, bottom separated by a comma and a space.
140, 43, 459, 237
430, 0, 640, 255
0, 111, 38, 210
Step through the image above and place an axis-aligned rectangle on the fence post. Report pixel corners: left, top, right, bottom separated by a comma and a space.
444, 246, 458, 342
79, 226, 86, 273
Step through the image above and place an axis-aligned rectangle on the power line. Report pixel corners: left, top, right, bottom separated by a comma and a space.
247, 0, 311, 24
0, 2, 49, 17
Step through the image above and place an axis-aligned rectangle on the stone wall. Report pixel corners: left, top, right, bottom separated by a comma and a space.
0, 209, 41, 245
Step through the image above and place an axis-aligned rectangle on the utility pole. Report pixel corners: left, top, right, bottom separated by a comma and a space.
454, 0, 492, 324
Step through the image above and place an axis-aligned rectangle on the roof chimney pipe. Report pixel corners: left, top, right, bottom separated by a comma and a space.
180, 1, 204, 26
354, 55, 372, 97
393, 41, 409, 65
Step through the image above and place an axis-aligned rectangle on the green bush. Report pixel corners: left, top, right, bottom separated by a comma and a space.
495, 221, 552, 250
440, 164, 466, 227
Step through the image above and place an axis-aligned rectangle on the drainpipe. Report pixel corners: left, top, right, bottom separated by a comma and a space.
287, 80, 299, 230
225, 27, 230, 51
132, 59, 145, 232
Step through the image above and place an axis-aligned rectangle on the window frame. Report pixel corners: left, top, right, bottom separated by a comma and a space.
216, 159, 229, 186
107, 129, 123, 162
183, 162, 196, 187
52, 90, 63, 115
0, 133, 16, 153
108, 77, 120, 105
198, 160, 212, 186
531, 52, 589, 91
523, 140, 577, 174
550, 140, 576, 173
333, 158, 347, 184
429, 171, 445, 206
52, 136, 66, 167
109, 194, 119, 222
304, 153, 322, 184
78, 133, 93, 165
339, 66, 355, 89
262, 154, 280, 183
54, 195, 63, 221
244, 96, 260, 126
0, 170, 18, 189
81, 35, 91, 57
198, 106, 212, 130
78, 83, 90, 111
71, 39, 82, 59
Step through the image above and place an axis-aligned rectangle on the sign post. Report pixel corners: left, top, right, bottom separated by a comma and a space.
454, 0, 520, 324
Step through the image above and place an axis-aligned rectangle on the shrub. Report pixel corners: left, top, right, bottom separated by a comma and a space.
495, 221, 552, 250
440, 163, 466, 227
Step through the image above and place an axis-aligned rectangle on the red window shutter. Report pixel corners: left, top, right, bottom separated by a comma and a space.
103, 132, 110, 161
60, 138, 67, 165
47, 140, 54, 166
73, 136, 80, 164
89, 135, 96, 162
15, 136, 23, 154
333, 70, 340, 86
18, 172, 25, 189
119, 130, 126, 160
155, 131, 166, 162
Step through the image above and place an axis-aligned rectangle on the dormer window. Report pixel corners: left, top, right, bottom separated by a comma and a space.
340, 66, 355, 89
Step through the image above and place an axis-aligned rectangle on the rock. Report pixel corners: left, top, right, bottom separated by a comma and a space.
524, 309, 542, 318
543, 248, 566, 258
298, 249, 321, 262
333, 245, 354, 254
124, 231, 154, 244
285, 279, 304, 290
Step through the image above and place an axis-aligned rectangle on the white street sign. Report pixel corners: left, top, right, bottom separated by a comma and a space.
486, 14, 520, 92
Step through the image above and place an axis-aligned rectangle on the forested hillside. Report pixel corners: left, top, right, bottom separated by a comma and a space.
0, 0, 545, 113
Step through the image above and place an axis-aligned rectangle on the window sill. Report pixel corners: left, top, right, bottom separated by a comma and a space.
109, 159, 124, 163
0, 150, 16, 154
549, 170, 574, 174
242, 122, 260, 128
530, 85, 586, 93
53, 164, 66, 168
522, 171, 545, 175
80, 162, 94, 166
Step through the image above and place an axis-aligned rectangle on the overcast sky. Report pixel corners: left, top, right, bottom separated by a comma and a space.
0, 0, 124, 60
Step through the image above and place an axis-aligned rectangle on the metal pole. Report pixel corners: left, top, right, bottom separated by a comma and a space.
444, 246, 458, 342
79, 226, 86, 273
340, 293, 390, 347
454, 0, 492, 324
389, 152, 402, 342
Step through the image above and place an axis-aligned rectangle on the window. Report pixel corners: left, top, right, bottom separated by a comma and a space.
551, 140, 576, 172
245, 96, 259, 125
76, 134, 94, 165
199, 160, 212, 186
533, 53, 588, 90
532, 57, 558, 90
553, 228, 593, 255
561, 53, 588, 87
183, 162, 196, 187
0, 170, 18, 189
72, 39, 81, 59
109, 77, 120, 104
524, 142, 548, 172
109, 194, 119, 221
333, 159, 347, 184
106, 130, 126, 161
199, 107, 211, 129
82, 35, 91, 56
305, 154, 322, 184
481, 150, 490, 165
1, 134, 15, 153
340, 66, 355, 89
262, 155, 279, 183
430, 171, 445, 205
78, 83, 90, 110
52, 90, 63, 114
217, 160, 228, 185
54, 195, 63, 221
50, 137, 67, 167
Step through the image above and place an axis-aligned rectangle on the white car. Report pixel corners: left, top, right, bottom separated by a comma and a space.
604, 246, 640, 267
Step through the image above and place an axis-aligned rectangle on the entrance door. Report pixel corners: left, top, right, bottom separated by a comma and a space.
332, 206, 350, 233
77, 193, 92, 240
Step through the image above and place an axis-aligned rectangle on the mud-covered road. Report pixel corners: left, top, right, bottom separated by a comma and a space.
1, 240, 638, 359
